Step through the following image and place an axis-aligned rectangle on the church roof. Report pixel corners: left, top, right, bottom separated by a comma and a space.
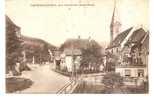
141, 32, 149, 52
106, 27, 133, 49
127, 28, 146, 44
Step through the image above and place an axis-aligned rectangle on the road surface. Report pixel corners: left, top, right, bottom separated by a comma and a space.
19, 64, 70, 93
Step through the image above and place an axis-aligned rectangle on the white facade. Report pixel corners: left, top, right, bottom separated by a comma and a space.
116, 67, 148, 78
116, 66, 148, 86
65, 56, 73, 72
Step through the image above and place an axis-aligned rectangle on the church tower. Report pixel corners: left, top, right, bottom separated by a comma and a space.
110, 0, 121, 43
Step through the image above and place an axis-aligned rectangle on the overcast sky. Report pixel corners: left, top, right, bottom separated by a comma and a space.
6, 0, 149, 46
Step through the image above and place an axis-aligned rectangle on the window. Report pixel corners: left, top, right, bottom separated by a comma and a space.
125, 69, 131, 77
138, 69, 144, 77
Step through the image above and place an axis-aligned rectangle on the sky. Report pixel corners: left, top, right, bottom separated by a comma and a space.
5, 0, 149, 46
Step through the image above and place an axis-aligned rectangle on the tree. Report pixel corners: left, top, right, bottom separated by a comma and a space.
6, 18, 22, 74
41, 43, 50, 63
102, 72, 123, 89
80, 40, 103, 72
105, 51, 119, 72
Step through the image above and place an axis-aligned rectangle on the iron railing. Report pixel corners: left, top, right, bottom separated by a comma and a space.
56, 80, 78, 94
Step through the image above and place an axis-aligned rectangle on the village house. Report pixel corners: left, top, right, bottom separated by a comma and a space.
58, 37, 89, 73
116, 27, 148, 76
105, 1, 149, 80
105, 27, 133, 71
58, 36, 103, 73
141, 31, 149, 69
60, 49, 82, 72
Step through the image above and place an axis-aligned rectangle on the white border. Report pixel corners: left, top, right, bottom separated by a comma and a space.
0, 0, 5, 95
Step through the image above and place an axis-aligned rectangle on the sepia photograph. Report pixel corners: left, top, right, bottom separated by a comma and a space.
5, 0, 149, 94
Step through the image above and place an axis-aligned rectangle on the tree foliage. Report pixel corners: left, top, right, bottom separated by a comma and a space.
102, 72, 123, 89
80, 40, 103, 71
6, 20, 22, 73
105, 51, 119, 71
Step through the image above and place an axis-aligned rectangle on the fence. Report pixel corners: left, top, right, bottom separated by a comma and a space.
56, 80, 78, 94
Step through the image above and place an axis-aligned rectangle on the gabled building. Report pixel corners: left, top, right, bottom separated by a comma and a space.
141, 32, 149, 68
106, 25, 149, 85
106, 27, 133, 56
60, 48, 82, 72
120, 27, 147, 65
59, 37, 102, 72
115, 27, 149, 85
59, 37, 90, 72
105, 0, 149, 86
105, 27, 133, 71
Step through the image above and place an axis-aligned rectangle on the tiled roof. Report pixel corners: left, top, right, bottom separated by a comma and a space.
60, 38, 101, 50
122, 28, 148, 52
106, 27, 133, 49
127, 28, 146, 44
141, 32, 149, 51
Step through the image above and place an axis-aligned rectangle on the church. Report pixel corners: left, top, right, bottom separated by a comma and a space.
105, 0, 149, 86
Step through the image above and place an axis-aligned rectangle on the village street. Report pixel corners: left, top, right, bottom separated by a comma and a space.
17, 64, 108, 93
19, 64, 70, 93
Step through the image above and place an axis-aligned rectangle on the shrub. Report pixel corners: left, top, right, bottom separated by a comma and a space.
102, 72, 123, 89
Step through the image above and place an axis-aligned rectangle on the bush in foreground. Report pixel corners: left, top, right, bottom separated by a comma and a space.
102, 72, 123, 89
6, 77, 33, 93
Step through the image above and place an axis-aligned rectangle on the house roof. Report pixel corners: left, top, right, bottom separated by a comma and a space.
141, 32, 149, 51
106, 27, 133, 49
60, 38, 101, 50
127, 28, 146, 44
122, 28, 148, 52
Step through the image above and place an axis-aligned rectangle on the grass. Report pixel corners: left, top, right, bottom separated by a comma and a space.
6, 77, 33, 93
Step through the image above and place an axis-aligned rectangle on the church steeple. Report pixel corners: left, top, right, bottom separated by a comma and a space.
110, 0, 121, 43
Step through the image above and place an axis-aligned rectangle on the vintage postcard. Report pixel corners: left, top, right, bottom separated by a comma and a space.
5, 0, 149, 93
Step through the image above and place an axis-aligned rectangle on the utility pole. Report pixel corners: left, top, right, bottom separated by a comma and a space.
32, 56, 35, 64
22, 50, 26, 62
68, 4, 76, 82
71, 41, 75, 81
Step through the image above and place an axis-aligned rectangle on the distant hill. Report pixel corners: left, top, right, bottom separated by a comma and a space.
6, 15, 57, 73
20, 35, 57, 51
19, 35, 57, 63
